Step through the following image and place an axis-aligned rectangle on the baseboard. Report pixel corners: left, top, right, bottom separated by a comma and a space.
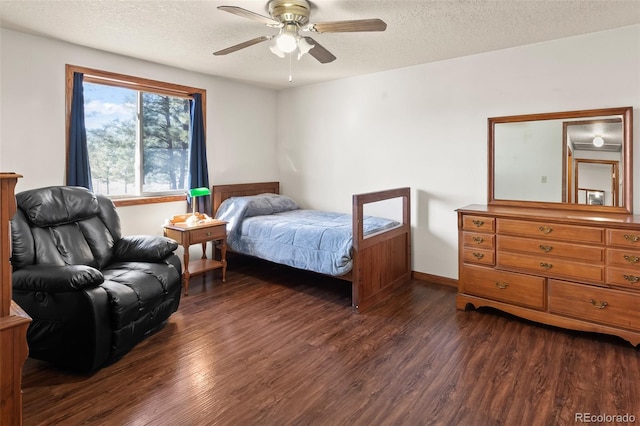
412, 271, 457, 288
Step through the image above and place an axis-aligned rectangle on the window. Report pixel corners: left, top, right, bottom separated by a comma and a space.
83, 84, 190, 196
66, 65, 206, 200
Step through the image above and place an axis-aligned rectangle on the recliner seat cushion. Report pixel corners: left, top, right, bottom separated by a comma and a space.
101, 261, 180, 329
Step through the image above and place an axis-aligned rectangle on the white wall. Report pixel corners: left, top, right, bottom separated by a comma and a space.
276, 25, 640, 280
0, 29, 278, 238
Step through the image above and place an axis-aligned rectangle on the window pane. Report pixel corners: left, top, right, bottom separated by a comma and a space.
141, 93, 190, 193
84, 83, 136, 196
83, 83, 190, 196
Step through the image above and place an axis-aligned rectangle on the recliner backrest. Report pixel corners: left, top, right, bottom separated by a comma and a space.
11, 186, 123, 270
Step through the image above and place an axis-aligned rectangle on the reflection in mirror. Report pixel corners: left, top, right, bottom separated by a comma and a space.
575, 159, 619, 206
489, 107, 632, 213
567, 119, 623, 206
494, 120, 565, 203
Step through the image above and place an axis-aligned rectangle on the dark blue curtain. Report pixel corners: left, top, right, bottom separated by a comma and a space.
67, 72, 93, 190
188, 93, 211, 216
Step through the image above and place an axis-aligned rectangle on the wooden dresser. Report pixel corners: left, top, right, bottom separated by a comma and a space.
0, 173, 31, 425
457, 204, 640, 346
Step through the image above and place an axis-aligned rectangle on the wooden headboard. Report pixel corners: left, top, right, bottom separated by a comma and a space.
212, 182, 280, 215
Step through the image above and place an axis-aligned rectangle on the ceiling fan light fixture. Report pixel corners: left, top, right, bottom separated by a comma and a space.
593, 136, 605, 147
269, 43, 286, 58
276, 24, 298, 53
297, 37, 313, 59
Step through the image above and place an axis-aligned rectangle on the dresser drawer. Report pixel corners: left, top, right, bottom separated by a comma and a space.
462, 248, 495, 266
606, 248, 640, 268
463, 232, 495, 249
462, 265, 545, 310
189, 225, 226, 244
498, 235, 604, 262
549, 280, 640, 331
607, 229, 640, 248
606, 267, 640, 291
497, 252, 604, 283
497, 219, 604, 244
462, 215, 495, 232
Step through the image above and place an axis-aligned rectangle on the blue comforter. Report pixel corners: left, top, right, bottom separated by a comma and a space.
215, 193, 400, 276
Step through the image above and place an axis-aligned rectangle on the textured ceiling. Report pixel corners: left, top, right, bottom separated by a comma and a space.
1, 0, 639, 90
568, 120, 623, 152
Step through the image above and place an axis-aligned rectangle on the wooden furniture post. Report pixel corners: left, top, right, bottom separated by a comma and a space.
0, 172, 32, 425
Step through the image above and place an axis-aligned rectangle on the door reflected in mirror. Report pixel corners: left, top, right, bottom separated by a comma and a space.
574, 160, 619, 206
489, 107, 633, 214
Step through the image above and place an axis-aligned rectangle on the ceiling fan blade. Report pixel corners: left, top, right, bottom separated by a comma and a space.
218, 6, 281, 26
308, 19, 387, 33
303, 37, 336, 64
213, 36, 271, 56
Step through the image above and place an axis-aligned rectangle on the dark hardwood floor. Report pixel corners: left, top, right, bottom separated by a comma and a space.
21, 257, 640, 425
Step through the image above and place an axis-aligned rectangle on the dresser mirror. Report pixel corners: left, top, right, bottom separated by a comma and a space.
489, 106, 633, 214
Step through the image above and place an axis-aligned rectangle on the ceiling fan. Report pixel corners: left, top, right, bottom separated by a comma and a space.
213, 0, 387, 64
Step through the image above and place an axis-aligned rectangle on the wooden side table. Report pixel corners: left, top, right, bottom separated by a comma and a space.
163, 219, 228, 295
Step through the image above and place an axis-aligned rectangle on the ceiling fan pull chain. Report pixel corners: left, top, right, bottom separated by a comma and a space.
289, 52, 293, 82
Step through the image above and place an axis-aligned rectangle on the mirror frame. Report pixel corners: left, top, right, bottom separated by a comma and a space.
488, 106, 633, 214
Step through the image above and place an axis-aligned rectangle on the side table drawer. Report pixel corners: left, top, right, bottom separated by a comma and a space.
189, 225, 226, 244
462, 265, 545, 310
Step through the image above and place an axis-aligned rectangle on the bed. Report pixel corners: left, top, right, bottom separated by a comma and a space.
212, 182, 411, 312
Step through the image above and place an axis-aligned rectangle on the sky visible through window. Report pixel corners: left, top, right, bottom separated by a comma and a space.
83, 83, 135, 130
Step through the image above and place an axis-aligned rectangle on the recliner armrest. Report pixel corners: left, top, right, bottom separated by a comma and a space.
114, 235, 178, 262
13, 265, 104, 292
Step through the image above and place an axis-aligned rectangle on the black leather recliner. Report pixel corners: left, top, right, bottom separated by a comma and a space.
11, 186, 182, 373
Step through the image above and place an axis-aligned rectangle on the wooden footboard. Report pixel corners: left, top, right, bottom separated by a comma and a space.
211, 183, 412, 312
351, 187, 411, 312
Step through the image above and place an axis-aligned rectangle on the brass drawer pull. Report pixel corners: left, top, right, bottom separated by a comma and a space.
539, 245, 553, 253
624, 234, 640, 243
539, 262, 553, 270
623, 274, 640, 284
472, 219, 484, 228
206, 232, 213, 237
472, 252, 484, 260
538, 226, 553, 234
623, 255, 640, 264
589, 299, 608, 309
472, 236, 484, 244
495, 282, 509, 289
